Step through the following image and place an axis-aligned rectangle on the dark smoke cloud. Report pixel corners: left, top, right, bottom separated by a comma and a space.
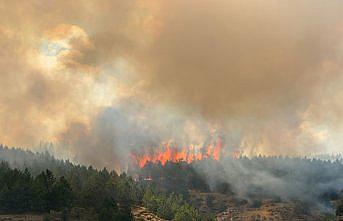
1, 0, 343, 168
142, 0, 342, 118
137, 0, 343, 156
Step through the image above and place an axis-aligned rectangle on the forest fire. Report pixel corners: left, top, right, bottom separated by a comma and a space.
130, 137, 223, 168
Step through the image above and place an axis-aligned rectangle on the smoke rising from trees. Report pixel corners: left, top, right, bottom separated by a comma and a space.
1, 1, 343, 169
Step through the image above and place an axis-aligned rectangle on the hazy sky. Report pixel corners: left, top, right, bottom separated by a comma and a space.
1, 0, 343, 168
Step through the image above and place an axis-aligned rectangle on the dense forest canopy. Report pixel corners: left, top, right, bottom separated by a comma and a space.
0, 145, 205, 220
2, 144, 343, 204
1, 145, 343, 220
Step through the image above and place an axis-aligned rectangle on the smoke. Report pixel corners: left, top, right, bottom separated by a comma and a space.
0, 0, 139, 149
1, 0, 343, 168
143, 0, 341, 114
57, 99, 219, 170
191, 157, 343, 208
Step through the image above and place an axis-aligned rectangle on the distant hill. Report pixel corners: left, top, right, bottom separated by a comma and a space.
0, 144, 90, 178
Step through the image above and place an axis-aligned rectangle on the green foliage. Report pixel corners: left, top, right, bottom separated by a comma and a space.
3, 145, 343, 221
174, 204, 201, 221
142, 188, 159, 213
54, 177, 73, 209
0, 160, 134, 220
142, 187, 200, 220
140, 161, 209, 196
112, 173, 143, 206
98, 197, 120, 221
0, 146, 213, 220
0, 163, 35, 212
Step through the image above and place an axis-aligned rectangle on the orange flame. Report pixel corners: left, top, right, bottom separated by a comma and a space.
131, 136, 224, 168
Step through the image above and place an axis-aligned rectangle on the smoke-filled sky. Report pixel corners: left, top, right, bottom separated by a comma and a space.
1, 0, 343, 169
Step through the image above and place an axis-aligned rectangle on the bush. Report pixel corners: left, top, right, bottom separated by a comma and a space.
143, 188, 200, 220
174, 204, 200, 221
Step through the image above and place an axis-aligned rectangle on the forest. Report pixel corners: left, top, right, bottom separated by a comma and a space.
1, 145, 343, 220
0, 145, 204, 221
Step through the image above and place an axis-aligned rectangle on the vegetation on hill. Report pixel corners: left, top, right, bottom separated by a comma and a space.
0, 161, 133, 220
0, 145, 203, 220
134, 156, 343, 206
1, 145, 343, 220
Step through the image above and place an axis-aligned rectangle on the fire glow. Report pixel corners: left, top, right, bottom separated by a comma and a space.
130, 137, 223, 168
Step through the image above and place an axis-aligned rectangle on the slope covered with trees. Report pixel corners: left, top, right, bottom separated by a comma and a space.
2, 145, 343, 220
134, 156, 343, 205
0, 161, 134, 220
0, 145, 204, 221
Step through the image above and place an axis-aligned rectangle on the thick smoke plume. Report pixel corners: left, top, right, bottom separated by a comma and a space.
1, 0, 343, 169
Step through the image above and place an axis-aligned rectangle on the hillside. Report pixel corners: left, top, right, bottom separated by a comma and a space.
1, 145, 343, 220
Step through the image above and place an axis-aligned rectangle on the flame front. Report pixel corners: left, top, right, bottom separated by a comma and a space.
130, 136, 224, 168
